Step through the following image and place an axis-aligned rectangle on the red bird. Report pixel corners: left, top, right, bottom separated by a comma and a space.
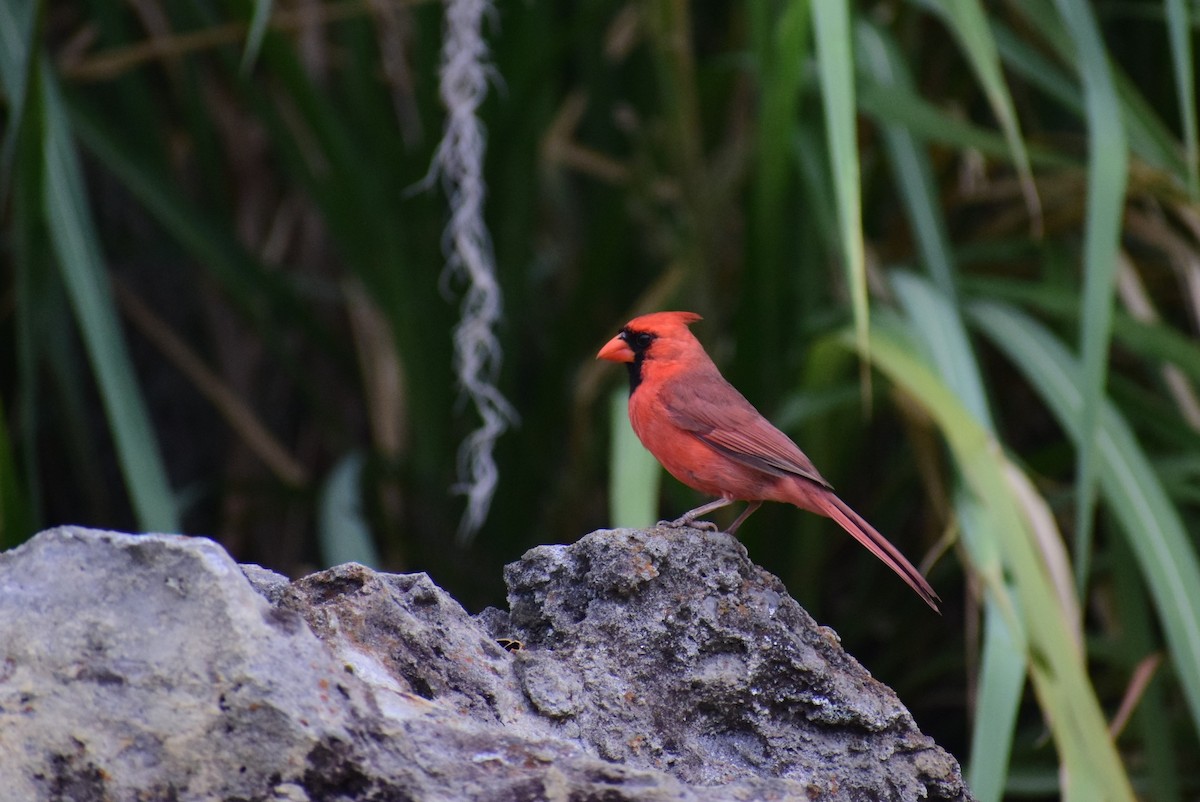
597, 311, 940, 612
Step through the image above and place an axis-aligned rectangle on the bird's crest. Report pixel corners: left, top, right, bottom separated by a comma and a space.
624, 311, 702, 331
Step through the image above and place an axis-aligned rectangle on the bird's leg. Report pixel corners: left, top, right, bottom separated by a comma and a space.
660, 498, 735, 531
724, 501, 762, 537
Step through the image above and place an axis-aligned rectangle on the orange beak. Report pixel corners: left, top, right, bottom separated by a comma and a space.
597, 334, 635, 363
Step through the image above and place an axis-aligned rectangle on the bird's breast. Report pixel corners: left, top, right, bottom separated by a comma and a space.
628, 386, 783, 501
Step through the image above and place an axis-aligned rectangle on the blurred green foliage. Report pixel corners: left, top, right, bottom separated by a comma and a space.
3, 1, 1200, 798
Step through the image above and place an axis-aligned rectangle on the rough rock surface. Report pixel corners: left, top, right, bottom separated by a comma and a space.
0, 526, 972, 801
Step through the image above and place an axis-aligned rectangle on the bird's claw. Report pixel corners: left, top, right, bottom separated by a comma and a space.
658, 517, 719, 532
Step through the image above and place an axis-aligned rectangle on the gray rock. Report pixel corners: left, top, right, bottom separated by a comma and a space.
0, 525, 971, 801
500, 528, 966, 798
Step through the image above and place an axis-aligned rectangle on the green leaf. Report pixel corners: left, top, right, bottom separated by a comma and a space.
925, 0, 1042, 232
813, 0, 868, 367
1110, 531, 1183, 802
856, 23, 956, 297
318, 451, 381, 569
746, 1, 809, 351
1165, 0, 1198, 197
66, 103, 343, 368
849, 318, 1135, 801
853, 27, 1036, 777
970, 300, 1200, 745
240, 0, 274, 75
750, 1, 808, 243
0, 0, 37, 197
1008, 0, 1181, 176
960, 492, 1026, 802
608, 387, 660, 529
39, 65, 179, 533
961, 276, 1200, 387
890, 272, 1022, 802
1053, 0, 1129, 595
856, 81, 1076, 172
856, 26, 1027, 778
992, 19, 1084, 115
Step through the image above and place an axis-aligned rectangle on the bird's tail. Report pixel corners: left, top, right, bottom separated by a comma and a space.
817, 494, 941, 613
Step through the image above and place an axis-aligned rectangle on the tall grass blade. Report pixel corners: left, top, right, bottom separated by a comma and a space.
751, 3, 808, 231
970, 301, 1200, 742
857, 25, 1026, 776
318, 451, 382, 569
0, 0, 36, 196
957, 464, 1026, 801
7, 41, 44, 540
992, 19, 1081, 114
890, 277, 992, 452
794, 124, 838, 255
1053, 0, 1129, 596
66, 105, 335, 358
1008, 1, 1180, 175
38, 66, 179, 533
926, 0, 1042, 233
608, 387, 659, 529
854, 319, 1134, 800
747, 2, 809, 355
858, 28, 1031, 779
857, 23, 957, 297
963, 275, 1200, 386
891, 274, 1022, 802
856, 80, 1075, 170
240, 0, 274, 75
1165, 0, 1198, 197
970, 559, 1027, 802
1111, 62, 1190, 177
812, 0, 868, 370
1110, 532, 1182, 802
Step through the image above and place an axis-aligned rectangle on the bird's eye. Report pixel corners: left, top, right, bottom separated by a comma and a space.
635, 332, 653, 349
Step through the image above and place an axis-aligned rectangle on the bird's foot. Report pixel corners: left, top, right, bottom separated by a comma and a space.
658, 516, 719, 532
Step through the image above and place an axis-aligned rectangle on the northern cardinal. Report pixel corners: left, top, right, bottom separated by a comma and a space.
597, 311, 940, 612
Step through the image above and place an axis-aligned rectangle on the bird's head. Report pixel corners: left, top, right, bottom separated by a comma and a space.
597, 311, 704, 392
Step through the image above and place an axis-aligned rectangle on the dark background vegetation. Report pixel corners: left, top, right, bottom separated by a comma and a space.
3, 1, 1200, 799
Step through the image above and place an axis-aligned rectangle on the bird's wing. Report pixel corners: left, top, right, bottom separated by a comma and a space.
661, 374, 834, 491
